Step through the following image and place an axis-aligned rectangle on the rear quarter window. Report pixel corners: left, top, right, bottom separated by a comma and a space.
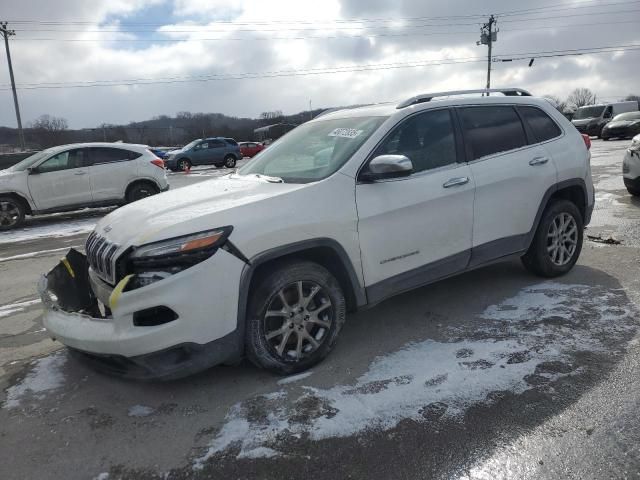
519, 106, 562, 143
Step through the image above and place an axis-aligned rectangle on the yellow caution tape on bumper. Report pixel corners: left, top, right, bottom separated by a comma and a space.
109, 275, 133, 310
61, 257, 75, 278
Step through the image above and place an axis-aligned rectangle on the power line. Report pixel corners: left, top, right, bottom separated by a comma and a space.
10, 6, 640, 34
2, 44, 638, 91
5, 0, 640, 27
9, 19, 639, 43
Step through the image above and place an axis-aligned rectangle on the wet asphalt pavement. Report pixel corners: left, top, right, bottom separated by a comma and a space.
1, 143, 639, 479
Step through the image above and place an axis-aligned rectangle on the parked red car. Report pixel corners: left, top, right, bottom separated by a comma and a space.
238, 141, 265, 158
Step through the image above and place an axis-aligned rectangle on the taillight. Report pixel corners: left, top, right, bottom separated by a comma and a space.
581, 134, 591, 150
151, 159, 165, 169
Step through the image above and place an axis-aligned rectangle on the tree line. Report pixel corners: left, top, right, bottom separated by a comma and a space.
1, 90, 639, 151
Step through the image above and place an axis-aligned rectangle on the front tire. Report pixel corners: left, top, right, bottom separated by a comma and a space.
246, 261, 346, 375
521, 199, 583, 277
177, 158, 191, 171
224, 155, 237, 168
0, 196, 25, 230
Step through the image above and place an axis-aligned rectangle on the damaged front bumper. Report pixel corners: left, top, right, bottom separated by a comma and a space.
39, 249, 243, 380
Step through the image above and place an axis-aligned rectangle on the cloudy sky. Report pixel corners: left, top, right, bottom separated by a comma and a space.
0, 0, 638, 128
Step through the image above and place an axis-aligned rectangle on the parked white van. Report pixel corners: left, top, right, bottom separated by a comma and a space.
572, 101, 639, 137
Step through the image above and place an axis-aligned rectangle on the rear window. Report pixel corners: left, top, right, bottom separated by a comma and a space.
459, 106, 527, 160
519, 106, 562, 143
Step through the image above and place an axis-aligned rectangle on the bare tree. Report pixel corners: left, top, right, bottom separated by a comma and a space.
543, 94, 569, 113
625, 94, 640, 108
28, 114, 69, 147
567, 88, 597, 109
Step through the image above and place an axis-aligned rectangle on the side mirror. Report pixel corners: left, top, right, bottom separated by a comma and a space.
360, 155, 413, 182
27, 166, 40, 174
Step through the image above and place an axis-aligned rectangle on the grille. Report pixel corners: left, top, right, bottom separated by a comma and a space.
86, 231, 120, 285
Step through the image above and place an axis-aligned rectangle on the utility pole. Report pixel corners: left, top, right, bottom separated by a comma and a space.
477, 15, 497, 94
0, 22, 25, 150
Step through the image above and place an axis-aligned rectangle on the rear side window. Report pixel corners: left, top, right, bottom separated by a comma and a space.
225, 139, 238, 146
90, 148, 137, 164
459, 106, 527, 160
519, 106, 562, 143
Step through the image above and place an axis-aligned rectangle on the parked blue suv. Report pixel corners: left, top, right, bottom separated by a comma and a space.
165, 137, 242, 171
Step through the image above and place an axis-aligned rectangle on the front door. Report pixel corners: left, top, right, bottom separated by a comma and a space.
27, 148, 92, 210
355, 108, 475, 302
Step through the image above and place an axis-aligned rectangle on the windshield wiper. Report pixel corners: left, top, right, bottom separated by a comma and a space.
232, 173, 284, 183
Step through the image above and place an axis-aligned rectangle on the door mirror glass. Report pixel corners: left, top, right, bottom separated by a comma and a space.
27, 166, 40, 174
361, 155, 413, 181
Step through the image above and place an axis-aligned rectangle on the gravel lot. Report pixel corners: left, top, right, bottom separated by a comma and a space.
1, 143, 639, 480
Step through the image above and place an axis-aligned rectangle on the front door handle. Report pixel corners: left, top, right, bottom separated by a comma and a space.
443, 177, 470, 188
74, 171, 87, 175
529, 156, 549, 166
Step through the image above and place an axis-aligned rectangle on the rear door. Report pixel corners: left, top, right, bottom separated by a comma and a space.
356, 108, 475, 300
27, 148, 92, 209
208, 139, 227, 163
457, 105, 557, 265
87, 147, 140, 202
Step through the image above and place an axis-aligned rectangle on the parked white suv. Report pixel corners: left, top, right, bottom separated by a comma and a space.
623, 134, 640, 196
0, 142, 169, 230
39, 89, 594, 379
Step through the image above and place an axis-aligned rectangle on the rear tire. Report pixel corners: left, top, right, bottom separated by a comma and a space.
626, 185, 640, 196
245, 261, 346, 375
0, 196, 25, 230
126, 182, 159, 203
521, 199, 583, 277
224, 155, 237, 168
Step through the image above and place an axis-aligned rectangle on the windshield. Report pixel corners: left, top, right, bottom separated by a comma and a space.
182, 139, 201, 151
613, 112, 640, 121
8, 148, 58, 171
237, 116, 388, 183
574, 106, 605, 120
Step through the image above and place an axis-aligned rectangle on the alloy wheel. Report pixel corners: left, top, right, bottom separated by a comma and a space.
547, 212, 578, 266
263, 281, 333, 361
0, 200, 20, 228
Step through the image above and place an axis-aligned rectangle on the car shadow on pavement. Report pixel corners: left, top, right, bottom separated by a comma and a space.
1, 260, 638, 480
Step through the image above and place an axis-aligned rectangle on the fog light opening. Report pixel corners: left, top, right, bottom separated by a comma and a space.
133, 306, 178, 327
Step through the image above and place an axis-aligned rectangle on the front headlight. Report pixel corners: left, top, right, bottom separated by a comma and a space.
128, 226, 233, 274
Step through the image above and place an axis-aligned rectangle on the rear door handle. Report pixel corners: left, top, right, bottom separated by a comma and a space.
529, 157, 549, 166
443, 177, 470, 188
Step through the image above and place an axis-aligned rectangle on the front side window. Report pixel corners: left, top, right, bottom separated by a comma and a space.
459, 106, 527, 160
373, 109, 457, 173
238, 116, 388, 183
38, 149, 85, 173
89, 147, 133, 164
519, 106, 562, 143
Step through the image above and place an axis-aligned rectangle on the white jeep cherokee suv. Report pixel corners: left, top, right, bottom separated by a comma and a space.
39, 89, 594, 379
0, 142, 168, 230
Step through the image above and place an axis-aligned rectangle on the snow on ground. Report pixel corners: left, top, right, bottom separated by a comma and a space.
3, 351, 67, 409
0, 246, 79, 263
194, 282, 636, 466
277, 371, 314, 385
128, 405, 155, 417
0, 217, 96, 245
0, 299, 40, 318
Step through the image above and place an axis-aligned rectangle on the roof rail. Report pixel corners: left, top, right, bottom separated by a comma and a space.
396, 88, 532, 109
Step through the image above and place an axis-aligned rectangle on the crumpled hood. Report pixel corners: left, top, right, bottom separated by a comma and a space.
94, 175, 305, 246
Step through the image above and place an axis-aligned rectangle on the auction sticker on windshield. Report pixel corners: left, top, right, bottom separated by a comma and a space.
329, 128, 363, 139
